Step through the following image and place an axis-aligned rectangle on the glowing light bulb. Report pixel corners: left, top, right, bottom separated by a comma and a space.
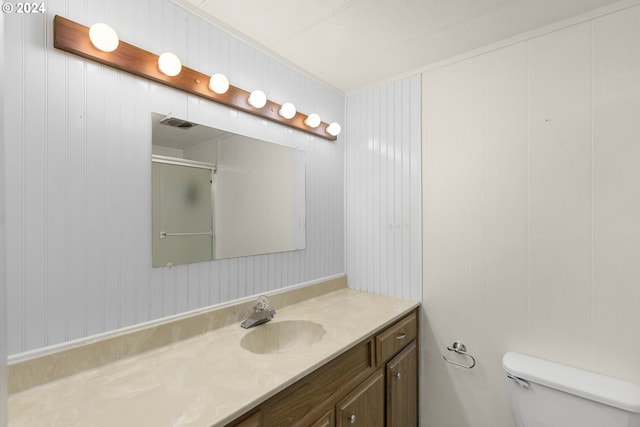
304, 113, 321, 128
279, 102, 296, 119
248, 90, 267, 108
89, 23, 119, 52
158, 52, 182, 77
326, 122, 342, 136
209, 73, 230, 94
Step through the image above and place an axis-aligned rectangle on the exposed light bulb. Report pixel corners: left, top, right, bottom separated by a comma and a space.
89, 23, 119, 52
304, 113, 321, 128
279, 102, 297, 119
158, 52, 182, 77
326, 122, 342, 136
248, 90, 267, 108
208, 73, 230, 94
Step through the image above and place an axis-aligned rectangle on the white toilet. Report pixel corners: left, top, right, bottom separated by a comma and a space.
502, 352, 640, 427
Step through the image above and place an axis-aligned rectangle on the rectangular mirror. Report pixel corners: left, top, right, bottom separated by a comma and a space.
151, 113, 306, 267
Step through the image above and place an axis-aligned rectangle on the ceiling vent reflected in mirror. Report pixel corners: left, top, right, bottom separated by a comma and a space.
159, 116, 197, 129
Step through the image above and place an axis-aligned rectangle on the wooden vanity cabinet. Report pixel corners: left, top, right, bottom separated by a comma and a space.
225, 309, 418, 427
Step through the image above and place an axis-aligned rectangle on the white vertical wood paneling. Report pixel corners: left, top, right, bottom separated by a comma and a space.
22, 13, 47, 352
462, 55, 488, 422
1, 10, 7, 427
6, 15, 24, 354
591, 5, 640, 381
422, 4, 640, 427
5, 0, 344, 356
85, 59, 107, 337
48, 8, 71, 347
345, 76, 422, 301
527, 22, 592, 368
423, 61, 470, 427
483, 42, 528, 424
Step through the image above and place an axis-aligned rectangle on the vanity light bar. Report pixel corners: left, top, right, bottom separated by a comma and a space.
52, 15, 339, 141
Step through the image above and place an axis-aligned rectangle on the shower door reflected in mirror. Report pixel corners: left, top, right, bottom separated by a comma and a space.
152, 158, 214, 267
151, 113, 306, 267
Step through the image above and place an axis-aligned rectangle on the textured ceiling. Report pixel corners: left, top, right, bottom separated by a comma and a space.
172, 0, 626, 93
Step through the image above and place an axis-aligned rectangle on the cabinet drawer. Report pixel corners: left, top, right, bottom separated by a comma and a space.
375, 311, 417, 364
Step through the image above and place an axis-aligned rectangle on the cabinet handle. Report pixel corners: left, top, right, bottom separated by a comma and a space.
393, 372, 401, 380
396, 333, 406, 340
347, 414, 356, 424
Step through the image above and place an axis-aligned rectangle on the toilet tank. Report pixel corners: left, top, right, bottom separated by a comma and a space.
502, 352, 640, 427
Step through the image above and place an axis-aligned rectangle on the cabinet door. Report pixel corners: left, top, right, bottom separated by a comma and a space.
386, 341, 417, 427
336, 369, 384, 427
310, 409, 334, 427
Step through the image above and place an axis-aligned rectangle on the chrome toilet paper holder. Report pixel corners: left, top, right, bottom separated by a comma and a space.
442, 341, 476, 369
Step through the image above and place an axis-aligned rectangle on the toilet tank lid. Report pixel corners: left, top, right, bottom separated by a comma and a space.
502, 352, 640, 414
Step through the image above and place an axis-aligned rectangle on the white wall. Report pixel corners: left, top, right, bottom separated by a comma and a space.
345, 76, 423, 301
183, 140, 219, 165
215, 135, 296, 259
0, 10, 7, 426
5, 0, 344, 357
422, 5, 640, 426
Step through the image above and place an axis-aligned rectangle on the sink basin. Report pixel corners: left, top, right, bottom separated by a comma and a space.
240, 320, 326, 354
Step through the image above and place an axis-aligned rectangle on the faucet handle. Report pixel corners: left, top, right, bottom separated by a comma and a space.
254, 295, 271, 311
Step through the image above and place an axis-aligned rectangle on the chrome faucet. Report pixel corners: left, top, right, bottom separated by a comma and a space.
241, 295, 276, 329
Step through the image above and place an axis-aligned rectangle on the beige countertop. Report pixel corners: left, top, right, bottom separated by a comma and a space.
8, 288, 419, 426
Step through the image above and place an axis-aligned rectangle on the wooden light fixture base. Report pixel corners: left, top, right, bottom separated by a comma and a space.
53, 15, 337, 141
